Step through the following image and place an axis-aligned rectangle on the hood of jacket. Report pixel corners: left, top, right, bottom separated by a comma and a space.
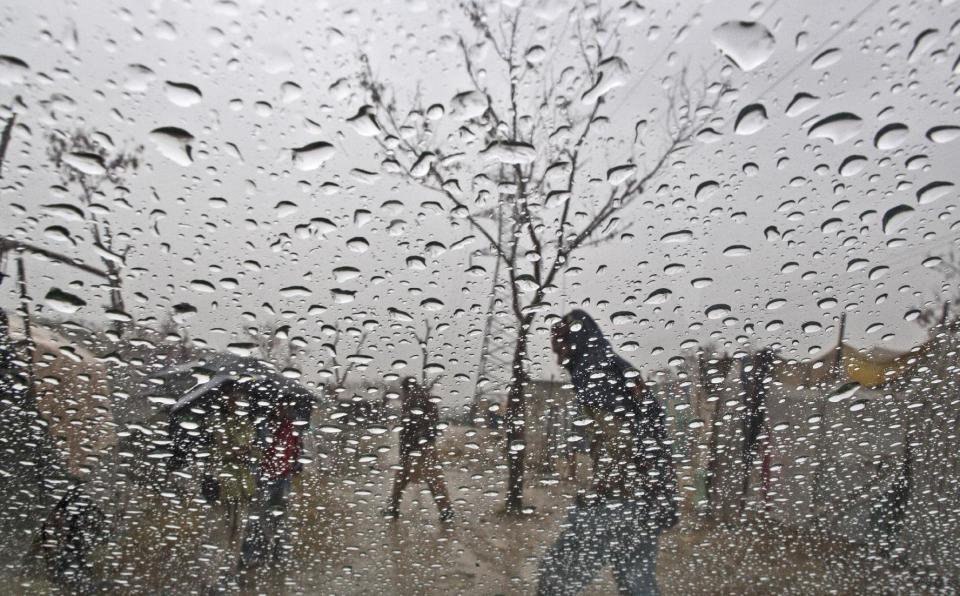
560, 309, 637, 414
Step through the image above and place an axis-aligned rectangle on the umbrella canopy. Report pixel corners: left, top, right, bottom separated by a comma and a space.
149, 352, 319, 470
150, 351, 318, 418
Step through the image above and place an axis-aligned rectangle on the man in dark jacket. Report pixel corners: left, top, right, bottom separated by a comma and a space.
384, 376, 453, 521
538, 310, 677, 596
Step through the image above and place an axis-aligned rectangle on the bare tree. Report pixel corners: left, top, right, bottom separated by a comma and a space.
250, 319, 294, 369
321, 323, 372, 394
918, 250, 960, 330
46, 128, 142, 337
0, 97, 17, 179
357, 2, 722, 511
410, 319, 444, 392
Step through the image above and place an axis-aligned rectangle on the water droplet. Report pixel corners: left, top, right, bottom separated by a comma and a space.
734, 103, 767, 135
281, 81, 303, 103
279, 286, 311, 298
331, 289, 356, 304
63, 152, 106, 175
810, 48, 842, 69
0, 55, 29, 86
723, 244, 751, 257
275, 200, 298, 218
292, 141, 335, 171
45, 288, 85, 314
838, 155, 867, 177
581, 56, 628, 105
333, 267, 361, 283
480, 141, 536, 165
847, 259, 868, 273
420, 298, 444, 311
908, 28, 939, 63
43, 225, 73, 244
711, 21, 775, 72
149, 127, 194, 166
706, 304, 731, 319
766, 298, 786, 310
607, 164, 636, 185
42, 203, 84, 222
164, 81, 202, 107
348, 106, 381, 137
389, 307, 414, 322
916, 181, 953, 205
450, 91, 487, 120
525, 45, 546, 64
695, 180, 719, 201
190, 279, 215, 293
660, 229, 692, 243
644, 289, 671, 305
808, 113, 862, 144
874, 123, 909, 150
123, 63, 155, 92
882, 204, 914, 234
785, 92, 820, 117
691, 278, 713, 289
926, 126, 960, 143
346, 237, 370, 253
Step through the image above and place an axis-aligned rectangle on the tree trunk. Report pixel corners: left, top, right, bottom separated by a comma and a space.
504, 321, 531, 513
106, 263, 125, 337
704, 395, 725, 518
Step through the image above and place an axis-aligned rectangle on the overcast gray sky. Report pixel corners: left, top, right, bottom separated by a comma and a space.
2, 0, 958, 403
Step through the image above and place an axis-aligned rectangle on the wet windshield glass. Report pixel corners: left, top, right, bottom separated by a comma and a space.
1, 0, 959, 593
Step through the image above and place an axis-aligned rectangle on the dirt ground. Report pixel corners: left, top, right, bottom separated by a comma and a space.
3, 424, 948, 594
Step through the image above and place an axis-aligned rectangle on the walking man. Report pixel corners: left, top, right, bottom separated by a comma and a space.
538, 310, 678, 595
384, 377, 453, 522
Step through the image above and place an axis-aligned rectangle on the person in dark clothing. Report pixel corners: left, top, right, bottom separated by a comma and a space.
0, 308, 23, 397
538, 310, 677, 596
383, 376, 453, 521
27, 486, 106, 594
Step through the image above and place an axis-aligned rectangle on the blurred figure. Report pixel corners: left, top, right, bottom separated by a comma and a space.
210, 380, 256, 539
538, 310, 678, 596
384, 377, 453, 522
0, 308, 15, 398
239, 403, 303, 572
26, 485, 106, 594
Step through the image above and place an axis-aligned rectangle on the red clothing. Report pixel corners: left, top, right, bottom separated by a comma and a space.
261, 418, 301, 480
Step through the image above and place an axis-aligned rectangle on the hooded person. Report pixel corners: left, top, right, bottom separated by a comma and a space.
538, 310, 677, 596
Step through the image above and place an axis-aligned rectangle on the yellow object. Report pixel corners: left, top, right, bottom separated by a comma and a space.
840, 344, 912, 388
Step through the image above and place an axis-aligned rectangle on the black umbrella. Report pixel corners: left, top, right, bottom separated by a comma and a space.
151, 351, 318, 417
150, 352, 319, 469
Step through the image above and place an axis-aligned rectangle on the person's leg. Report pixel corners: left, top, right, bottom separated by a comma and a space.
610, 505, 662, 596
239, 478, 273, 570
228, 500, 240, 540
565, 450, 577, 481
267, 477, 292, 563
537, 504, 611, 596
425, 467, 453, 519
386, 459, 411, 516
420, 445, 452, 517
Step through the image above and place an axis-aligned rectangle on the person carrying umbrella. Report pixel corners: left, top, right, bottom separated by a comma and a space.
209, 380, 257, 539
537, 310, 678, 596
238, 402, 303, 572
383, 377, 453, 522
